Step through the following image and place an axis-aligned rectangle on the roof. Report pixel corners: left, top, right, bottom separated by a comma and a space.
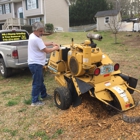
95, 10, 120, 17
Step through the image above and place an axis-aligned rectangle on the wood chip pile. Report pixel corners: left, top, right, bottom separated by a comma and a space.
43, 93, 140, 140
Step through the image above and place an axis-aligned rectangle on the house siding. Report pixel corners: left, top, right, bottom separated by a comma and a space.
0, 13, 13, 21
24, 0, 43, 17
45, 0, 69, 31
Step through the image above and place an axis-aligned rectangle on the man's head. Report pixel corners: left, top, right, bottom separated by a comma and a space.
32, 22, 44, 37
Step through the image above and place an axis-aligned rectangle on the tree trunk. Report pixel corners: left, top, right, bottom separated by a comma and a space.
114, 33, 117, 44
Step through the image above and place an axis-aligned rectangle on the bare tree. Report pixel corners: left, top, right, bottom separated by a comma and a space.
119, 0, 131, 16
106, 15, 122, 44
106, 0, 132, 18
130, 0, 140, 17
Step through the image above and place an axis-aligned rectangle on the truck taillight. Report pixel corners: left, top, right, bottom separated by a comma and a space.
12, 50, 18, 59
94, 68, 100, 76
114, 63, 119, 71
12, 30, 16, 32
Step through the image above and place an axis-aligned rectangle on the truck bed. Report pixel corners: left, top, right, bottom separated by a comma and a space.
0, 40, 28, 67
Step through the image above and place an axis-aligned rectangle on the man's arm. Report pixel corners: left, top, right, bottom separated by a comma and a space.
44, 42, 58, 46
42, 44, 59, 53
44, 42, 53, 46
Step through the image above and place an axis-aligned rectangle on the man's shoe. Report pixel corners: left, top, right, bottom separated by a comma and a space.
41, 94, 52, 100
31, 101, 45, 106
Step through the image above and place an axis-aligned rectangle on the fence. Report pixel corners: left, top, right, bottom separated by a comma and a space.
69, 24, 96, 32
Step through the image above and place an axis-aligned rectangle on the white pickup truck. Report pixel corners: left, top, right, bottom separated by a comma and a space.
0, 29, 29, 78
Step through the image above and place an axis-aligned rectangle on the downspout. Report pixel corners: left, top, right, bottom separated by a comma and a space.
41, 0, 43, 15
42, 0, 46, 24
11, 2, 15, 18
22, 0, 27, 25
65, 0, 71, 31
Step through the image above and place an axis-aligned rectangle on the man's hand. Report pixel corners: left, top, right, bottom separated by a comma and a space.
43, 42, 60, 53
53, 45, 60, 51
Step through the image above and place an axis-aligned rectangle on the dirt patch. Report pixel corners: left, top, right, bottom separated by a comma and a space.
124, 33, 140, 48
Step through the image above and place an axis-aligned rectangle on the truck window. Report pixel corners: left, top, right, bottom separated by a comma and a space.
0, 30, 29, 42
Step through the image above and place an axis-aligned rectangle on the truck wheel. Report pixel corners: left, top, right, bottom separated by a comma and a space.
0, 58, 12, 78
54, 87, 72, 110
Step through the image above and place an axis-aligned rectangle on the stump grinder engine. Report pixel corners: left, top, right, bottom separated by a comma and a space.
48, 33, 140, 112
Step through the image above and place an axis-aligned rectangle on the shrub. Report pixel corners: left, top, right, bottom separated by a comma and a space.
21, 25, 32, 34
45, 23, 54, 33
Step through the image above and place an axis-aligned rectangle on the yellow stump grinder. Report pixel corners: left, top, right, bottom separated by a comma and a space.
47, 33, 140, 112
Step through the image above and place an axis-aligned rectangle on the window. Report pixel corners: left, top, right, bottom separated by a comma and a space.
26, 0, 38, 10
30, 17, 41, 25
5, 3, 10, 14
0, 3, 11, 14
105, 17, 109, 24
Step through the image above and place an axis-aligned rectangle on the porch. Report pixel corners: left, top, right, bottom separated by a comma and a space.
2, 18, 28, 30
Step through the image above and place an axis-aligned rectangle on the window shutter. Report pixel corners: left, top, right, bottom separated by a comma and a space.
36, 0, 38, 8
25, 0, 27, 10
2, 5, 5, 14
29, 19, 31, 25
9, 3, 11, 13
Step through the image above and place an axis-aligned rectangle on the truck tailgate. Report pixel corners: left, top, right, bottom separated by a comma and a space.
0, 40, 28, 64
17, 44, 28, 63
10, 40, 28, 63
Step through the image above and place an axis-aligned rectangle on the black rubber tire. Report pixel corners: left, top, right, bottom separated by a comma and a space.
54, 87, 72, 110
101, 101, 113, 112
102, 92, 122, 114
111, 93, 122, 110
0, 58, 12, 78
